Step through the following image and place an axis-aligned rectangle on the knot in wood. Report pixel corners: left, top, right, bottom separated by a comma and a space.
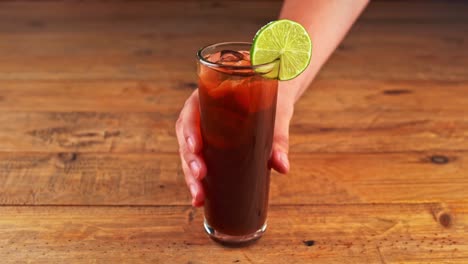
57, 152, 77, 163
303, 240, 315, 247
438, 212, 452, 228
430, 155, 449, 164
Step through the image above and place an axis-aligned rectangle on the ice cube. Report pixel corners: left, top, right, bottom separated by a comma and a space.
239, 51, 251, 61
219, 50, 246, 62
205, 52, 220, 63
204, 50, 251, 66
203, 51, 254, 75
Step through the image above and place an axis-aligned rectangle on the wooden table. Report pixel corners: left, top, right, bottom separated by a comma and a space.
0, 1, 467, 263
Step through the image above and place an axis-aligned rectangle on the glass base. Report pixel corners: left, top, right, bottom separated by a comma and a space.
204, 218, 267, 246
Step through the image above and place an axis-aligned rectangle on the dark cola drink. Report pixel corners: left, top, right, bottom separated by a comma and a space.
197, 43, 278, 244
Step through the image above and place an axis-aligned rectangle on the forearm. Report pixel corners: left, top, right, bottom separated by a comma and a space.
279, 0, 369, 103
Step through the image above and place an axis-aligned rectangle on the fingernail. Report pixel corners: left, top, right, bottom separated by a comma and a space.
190, 161, 201, 179
279, 152, 290, 171
189, 184, 198, 199
187, 137, 195, 153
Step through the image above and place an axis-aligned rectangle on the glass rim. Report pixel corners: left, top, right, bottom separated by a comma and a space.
197, 41, 278, 70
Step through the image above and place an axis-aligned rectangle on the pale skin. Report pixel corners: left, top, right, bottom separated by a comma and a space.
176, 0, 369, 207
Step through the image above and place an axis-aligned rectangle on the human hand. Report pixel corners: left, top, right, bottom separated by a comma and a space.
176, 88, 294, 207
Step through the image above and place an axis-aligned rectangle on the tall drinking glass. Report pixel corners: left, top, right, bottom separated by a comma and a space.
197, 42, 278, 244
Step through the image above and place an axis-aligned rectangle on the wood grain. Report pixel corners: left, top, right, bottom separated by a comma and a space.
0, 80, 467, 153
0, 1, 466, 81
0, 1, 280, 81
0, 203, 466, 263
0, 0, 467, 262
0, 109, 466, 153
0, 152, 466, 206
1, 79, 467, 112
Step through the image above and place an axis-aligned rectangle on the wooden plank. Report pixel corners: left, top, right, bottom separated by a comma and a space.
0, 112, 467, 154
0, 1, 465, 34
0, 80, 467, 153
0, 152, 466, 206
0, 26, 465, 82
289, 111, 468, 153
0, 81, 192, 112
299, 80, 468, 112
326, 24, 468, 82
0, 1, 466, 81
278, 152, 468, 204
0, 203, 466, 263
0, 1, 279, 81
0, 153, 187, 206
0, 108, 467, 153
1, 80, 467, 112
362, 0, 468, 21
0, 1, 282, 33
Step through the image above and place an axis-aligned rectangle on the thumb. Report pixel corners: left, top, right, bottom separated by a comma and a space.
270, 103, 293, 174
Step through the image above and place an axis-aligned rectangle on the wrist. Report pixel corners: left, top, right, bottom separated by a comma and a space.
278, 77, 306, 104
277, 84, 296, 120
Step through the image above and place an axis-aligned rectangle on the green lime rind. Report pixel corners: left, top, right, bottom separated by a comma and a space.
251, 19, 312, 81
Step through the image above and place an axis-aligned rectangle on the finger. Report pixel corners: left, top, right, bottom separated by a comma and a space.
175, 90, 199, 153
181, 90, 203, 154
175, 91, 207, 181
270, 104, 294, 174
271, 139, 290, 174
180, 144, 207, 181
175, 91, 207, 205
181, 156, 205, 207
